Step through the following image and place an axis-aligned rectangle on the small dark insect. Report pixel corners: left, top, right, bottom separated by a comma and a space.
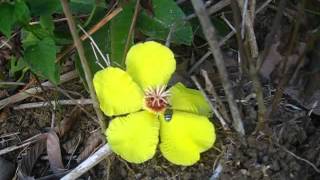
164, 108, 173, 121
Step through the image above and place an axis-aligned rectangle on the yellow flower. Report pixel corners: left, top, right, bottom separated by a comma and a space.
93, 41, 216, 166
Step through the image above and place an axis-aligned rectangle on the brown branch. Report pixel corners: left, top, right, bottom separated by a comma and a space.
230, 1, 267, 133
237, 0, 259, 58
60, 0, 106, 131
0, 71, 77, 110
191, 0, 245, 135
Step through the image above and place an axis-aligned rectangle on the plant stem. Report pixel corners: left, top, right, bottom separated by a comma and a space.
60, 0, 106, 131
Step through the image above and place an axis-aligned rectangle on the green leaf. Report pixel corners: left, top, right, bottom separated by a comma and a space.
0, 0, 30, 37
190, 17, 229, 40
137, 0, 193, 45
40, 14, 54, 34
14, 0, 30, 24
22, 28, 41, 47
10, 57, 28, 75
107, 1, 135, 66
26, 0, 60, 15
23, 24, 53, 41
69, 0, 106, 14
24, 37, 60, 84
0, 3, 15, 37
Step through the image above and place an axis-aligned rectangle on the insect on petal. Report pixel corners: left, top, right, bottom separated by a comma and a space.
159, 111, 215, 166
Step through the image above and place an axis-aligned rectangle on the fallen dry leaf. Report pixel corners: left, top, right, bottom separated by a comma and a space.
76, 131, 102, 163
0, 107, 9, 123
56, 107, 81, 137
47, 130, 64, 174
17, 135, 47, 180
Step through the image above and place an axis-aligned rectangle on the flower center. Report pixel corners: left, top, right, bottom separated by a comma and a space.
144, 86, 170, 113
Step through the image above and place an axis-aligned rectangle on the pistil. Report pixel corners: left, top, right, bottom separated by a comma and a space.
144, 86, 170, 113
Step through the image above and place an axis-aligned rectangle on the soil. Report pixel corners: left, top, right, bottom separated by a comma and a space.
1, 82, 320, 180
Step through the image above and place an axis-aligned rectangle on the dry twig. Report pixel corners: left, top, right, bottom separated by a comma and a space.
61, 144, 112, 180
201, 70, 231, 123
188, 0, 272, 75
230, 1, 267, 132
13, 99, 93, 110
237, 0, 259, 58
0, 134, 46, 156
276, 143, 320, 173
191, 0, 245, 135
191, 76, 230, 131
0, 71, 77, 110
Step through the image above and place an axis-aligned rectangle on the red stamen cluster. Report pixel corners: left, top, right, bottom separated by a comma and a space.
144, 86, 170, 112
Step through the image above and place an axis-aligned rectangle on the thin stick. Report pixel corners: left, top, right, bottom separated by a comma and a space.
61, 144, 112, 180
54, 87, 97, 122
0, 71, 77, 110
188, 51, 211, 74
191, 0, 245, 135
237, 0, 259, 58
230, 1, 266, 132
78, 25, 110, 66
13, 99, 93, 110
166, 24, 176, 47
221, 13, 236, 32
0, 82, 26, 86
90, 42, 105, 69
240, 0, 249, 39
0, 32, 17, 49
0, 133, 46, 156
188, 0, 272, 75
186, 0, 230, 20
56, 7, 122, 63
60, 0, 106, 131
191, 76, 230, 131
121, 0, 141, 66
201, 69, 231, 123
276, 143, 320, 173
29, 15, 89, 25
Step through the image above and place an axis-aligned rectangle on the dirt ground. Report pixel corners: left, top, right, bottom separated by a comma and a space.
1, 79, 320, 180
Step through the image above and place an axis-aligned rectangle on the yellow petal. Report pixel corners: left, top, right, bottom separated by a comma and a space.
106, 111, 160, 163
126, 41, 176, 90
93, 67, 143, 116
169, 83, 211, 117
159, 111, 215, 166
